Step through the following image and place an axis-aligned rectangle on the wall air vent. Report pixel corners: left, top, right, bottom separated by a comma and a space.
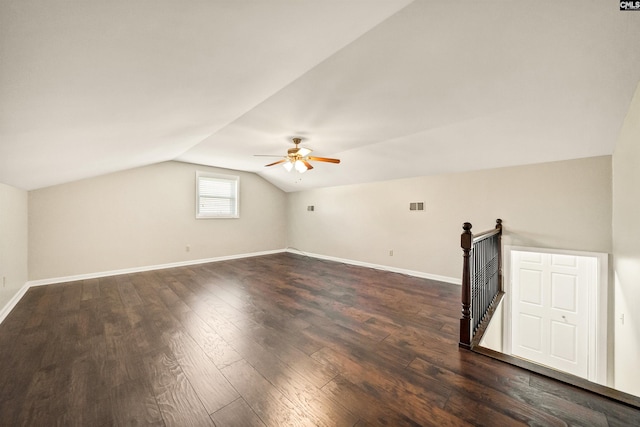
409, 202, 424, 211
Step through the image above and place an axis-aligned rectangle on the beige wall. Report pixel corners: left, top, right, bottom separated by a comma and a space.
612, 83, 640, 397
287, 156, 612, 281
28, 161, 287, 280
0, 183, 28, 310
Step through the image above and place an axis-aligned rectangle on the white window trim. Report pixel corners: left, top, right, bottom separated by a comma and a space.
196, 171, 239, 219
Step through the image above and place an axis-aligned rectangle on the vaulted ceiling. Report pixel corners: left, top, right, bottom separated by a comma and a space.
2, 1, 639, 192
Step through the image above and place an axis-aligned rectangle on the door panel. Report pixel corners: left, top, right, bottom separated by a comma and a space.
520, 269, 543, 305
552, 254, 577, 267
550, 321, 576, 362
551, 273, 577, 312
519, 313, 542, 351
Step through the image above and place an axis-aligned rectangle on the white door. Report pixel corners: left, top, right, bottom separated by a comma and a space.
511, 250, 590, 378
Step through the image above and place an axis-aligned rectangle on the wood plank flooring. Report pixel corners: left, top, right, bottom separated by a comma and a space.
0, 253, 637, 426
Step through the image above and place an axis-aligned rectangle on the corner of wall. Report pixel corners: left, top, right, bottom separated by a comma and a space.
611, 80, 640, 397
0, 182, 29, 316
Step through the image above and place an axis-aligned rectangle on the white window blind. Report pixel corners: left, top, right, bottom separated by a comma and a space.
196, 172, 239, 218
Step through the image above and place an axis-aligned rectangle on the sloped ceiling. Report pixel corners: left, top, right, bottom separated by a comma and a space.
1, 1, 639, 192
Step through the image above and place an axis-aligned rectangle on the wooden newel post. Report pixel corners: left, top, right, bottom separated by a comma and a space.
459, 222, 473, 349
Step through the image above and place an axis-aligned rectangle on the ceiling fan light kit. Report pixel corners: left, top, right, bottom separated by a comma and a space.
258, 137, 340, 173
297, 147, 311, 157
293, 160, 308, 173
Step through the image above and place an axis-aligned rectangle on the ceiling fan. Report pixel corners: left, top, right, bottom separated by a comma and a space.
256, 138, 340, 173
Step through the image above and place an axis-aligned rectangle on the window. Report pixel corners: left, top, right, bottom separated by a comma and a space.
196, 172, 239, 218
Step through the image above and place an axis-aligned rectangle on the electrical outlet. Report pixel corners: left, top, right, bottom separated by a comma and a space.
389, 250, 394, 256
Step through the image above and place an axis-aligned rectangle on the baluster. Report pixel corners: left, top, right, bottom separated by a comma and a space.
477, 241, 481, 330
496, 218, 503, 294
472, 244, 477, 332
490, 236, 497, 302
496, 238, 499, 291
482, 239, 487, 325
480, 242, 483, 330
476, 243, 480, 332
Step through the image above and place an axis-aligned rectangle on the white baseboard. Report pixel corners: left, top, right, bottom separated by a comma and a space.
0, 249, 287, 324
0, 281, 31, 324
285, 248, 461, 285
27, 249, 287, 287
1, 247, 459, 325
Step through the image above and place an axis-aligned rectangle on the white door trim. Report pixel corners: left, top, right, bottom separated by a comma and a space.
503, 245, 608, 386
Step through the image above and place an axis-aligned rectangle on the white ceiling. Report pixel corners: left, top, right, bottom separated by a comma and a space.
2, 1, 639, 192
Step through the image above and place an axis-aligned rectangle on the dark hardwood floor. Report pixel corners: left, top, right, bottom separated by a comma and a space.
0, 253, 637, 426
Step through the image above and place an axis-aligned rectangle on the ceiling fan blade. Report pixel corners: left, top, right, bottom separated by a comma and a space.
308, 156, 340, 164
265, 159, 287, 167
302, 160, 314, 170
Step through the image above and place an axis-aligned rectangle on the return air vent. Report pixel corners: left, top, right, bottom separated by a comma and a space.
307, 205, 315, 212
409, 202, 424, 211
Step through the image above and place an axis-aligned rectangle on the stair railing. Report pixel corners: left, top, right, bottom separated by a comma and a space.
459, 219, 503, 349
